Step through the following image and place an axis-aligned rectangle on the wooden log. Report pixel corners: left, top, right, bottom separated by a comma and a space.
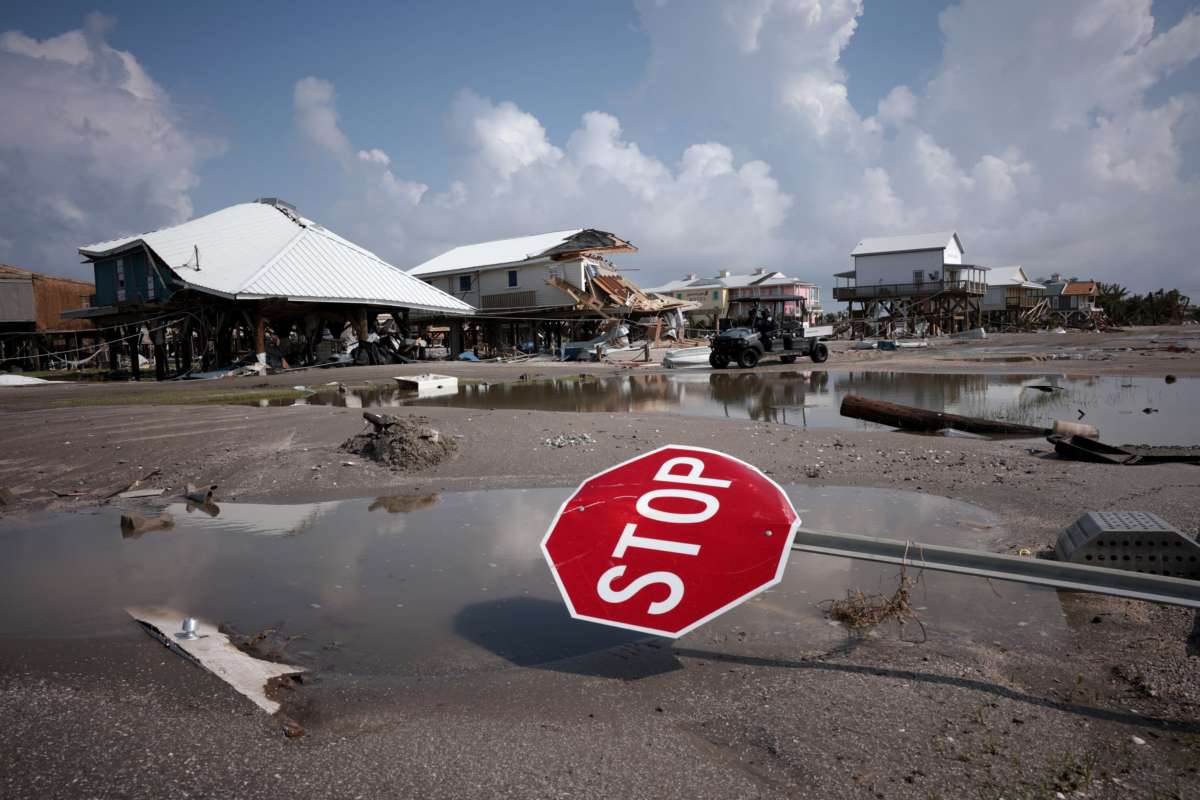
839, 394, 1049, 437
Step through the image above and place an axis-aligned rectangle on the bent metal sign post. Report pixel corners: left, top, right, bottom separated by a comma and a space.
541, 445, 799, 638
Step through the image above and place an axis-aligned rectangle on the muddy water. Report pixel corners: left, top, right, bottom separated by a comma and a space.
0, 487, 1063, 678
294, 372, 1196, 444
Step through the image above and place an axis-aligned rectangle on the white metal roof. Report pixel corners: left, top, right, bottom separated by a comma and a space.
645, 278, 697, 293
986, 265, 1043, 289
79, 202, 472, 313
409, 229, 584, 278
851, 231, 962, 257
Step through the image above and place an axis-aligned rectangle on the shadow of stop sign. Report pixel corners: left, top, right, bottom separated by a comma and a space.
541, 445, 801, 638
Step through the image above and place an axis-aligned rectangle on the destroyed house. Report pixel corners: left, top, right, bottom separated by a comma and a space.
69, 199, 473, 378
0, 265, 95, 370
1033, 275, 1103, 326
409, 229, 640, 314
981, 265, 1046, 327
409, 229, 692, 357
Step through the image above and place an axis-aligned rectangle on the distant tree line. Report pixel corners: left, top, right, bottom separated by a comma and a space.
1096, 284, 1196, 326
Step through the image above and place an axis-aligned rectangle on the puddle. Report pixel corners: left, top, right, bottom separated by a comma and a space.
285, 372, 1196, 444
0, 487, 1063, 678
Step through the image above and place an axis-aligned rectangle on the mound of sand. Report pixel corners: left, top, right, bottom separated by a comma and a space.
341, 413, 456, 471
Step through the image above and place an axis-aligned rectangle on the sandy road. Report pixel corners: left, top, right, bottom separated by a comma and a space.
1, 325, 1199, 798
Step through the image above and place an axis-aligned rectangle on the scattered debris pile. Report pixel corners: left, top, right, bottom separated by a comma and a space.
543, 433, 596, 448
342, 411, 456, 470
220, 622, 306, 663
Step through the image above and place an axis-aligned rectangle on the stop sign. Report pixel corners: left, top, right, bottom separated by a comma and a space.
541, 445, 800, 638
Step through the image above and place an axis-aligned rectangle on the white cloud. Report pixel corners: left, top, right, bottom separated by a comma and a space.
295, 83, 794, 273
450, 90, 562, 181
0, 14, 215, 277
615, 0, 1200, 292
875, 86, 916, 128
294, 76, 353, 161
357, 148, 391, 166
13, 3, 1196, 298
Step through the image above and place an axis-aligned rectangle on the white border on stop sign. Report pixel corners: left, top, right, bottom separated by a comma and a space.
540, 444, 802, 638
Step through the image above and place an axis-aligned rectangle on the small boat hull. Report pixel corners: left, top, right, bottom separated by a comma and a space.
662, 346, 712, 369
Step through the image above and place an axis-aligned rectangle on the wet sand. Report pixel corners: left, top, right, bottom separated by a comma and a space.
2, 325, 1200, 798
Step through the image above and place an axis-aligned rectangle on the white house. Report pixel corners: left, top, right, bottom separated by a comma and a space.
833, 231, 988, 337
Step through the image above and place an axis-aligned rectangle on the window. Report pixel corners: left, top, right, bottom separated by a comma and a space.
712, 291, 719, 300
507, 269, 518, 288
458, 275, 472, 292
116, 258, 126, 302
913, 270, 924, 285
675, 293, 683, 299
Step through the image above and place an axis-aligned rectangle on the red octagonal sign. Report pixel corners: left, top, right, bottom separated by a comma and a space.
541, 445, 800, 638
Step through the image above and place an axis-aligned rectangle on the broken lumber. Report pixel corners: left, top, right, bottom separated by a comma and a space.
839, 394, 1049, 437
127, 607, 304, 714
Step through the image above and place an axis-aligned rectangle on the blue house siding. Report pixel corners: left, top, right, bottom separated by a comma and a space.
92, 249, 173, 306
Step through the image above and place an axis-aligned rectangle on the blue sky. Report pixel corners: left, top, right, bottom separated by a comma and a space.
2, 1, 1198, 296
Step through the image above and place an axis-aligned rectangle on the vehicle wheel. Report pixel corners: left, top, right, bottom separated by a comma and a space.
810, 342, 829, 363
780, 355, 797, 364
737, 349, 760, 369
709, 353, 729, 369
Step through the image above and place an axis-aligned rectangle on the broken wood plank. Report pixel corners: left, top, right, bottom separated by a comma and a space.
127, 606, 304, 714
118, 488, 165, 499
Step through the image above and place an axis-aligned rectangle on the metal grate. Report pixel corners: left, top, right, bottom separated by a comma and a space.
1056, 512, 1200, 580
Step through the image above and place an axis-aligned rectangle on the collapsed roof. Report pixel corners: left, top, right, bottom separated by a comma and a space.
554, 264, 696, 317
79, 201, 473, 314
409, 228, 637, 278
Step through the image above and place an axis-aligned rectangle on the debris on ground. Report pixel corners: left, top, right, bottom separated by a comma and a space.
1047, 435, 1200, 465
542, 433, 596, 448
220, 622, 306, 663
342, 412, 456, 470
185, 483, 218, 504
105, 469, 163, 499
118, 488, 165, 499
0, 374, 52, 386
823, 567, 925, 640
368, 493, 440, 513
119, 511, 174, 537
1056, 511, 1200, 577
128, 607, 305, 715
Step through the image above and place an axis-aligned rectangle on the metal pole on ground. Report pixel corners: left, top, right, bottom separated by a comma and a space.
791, 527, 1200, 610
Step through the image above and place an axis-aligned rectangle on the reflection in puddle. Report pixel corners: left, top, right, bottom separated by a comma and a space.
0, 487, 1065, 678
285, 372, 1196, 444
368, 493, 440, 514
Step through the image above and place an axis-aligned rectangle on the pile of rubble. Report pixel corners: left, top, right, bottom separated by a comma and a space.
342, 412, 456, 470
